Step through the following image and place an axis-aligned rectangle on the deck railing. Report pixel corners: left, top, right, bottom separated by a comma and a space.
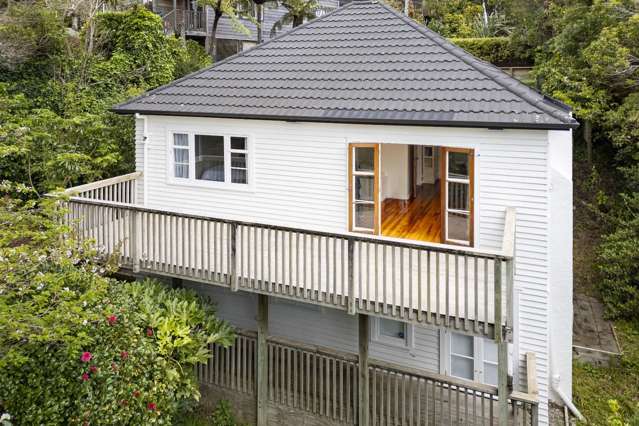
58, 173, 515, 340
160, 8, 206, 35
200, 332, 538, 425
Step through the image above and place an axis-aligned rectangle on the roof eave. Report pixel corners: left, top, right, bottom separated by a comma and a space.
112, 108, 579, 131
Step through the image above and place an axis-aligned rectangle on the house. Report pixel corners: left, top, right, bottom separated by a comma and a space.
63, 1, 578, 425
150, 0, 341, 60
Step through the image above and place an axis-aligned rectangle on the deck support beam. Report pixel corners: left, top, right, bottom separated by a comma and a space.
495, 259, 510, 426
257, 294, 269, 426
358, 314, 369, 426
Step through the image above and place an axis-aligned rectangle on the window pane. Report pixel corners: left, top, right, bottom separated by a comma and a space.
173, 133, 188, 146
423, 146, 433, 157
355, 147, 374, 172
195, 135, 225, 181
448, 152, 469, 179
354, 176, 374, 201
174, 148, 189, 164
231, 136, 246, 150
232, 168, 247, 184
354, 203, 374, 230
451, 355, 474, 380
174, 164, 189, 178
484, 363, 498, 386
447, 181, 469, 211
447, 211, 470, 242
451, 333, 473, 357
379, 319, 405, 339
484, 340, 498, 363
231, 152, 246, 169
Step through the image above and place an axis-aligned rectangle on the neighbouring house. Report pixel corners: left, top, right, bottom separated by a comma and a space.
63, 1, 577, 425
150, 0, 340, 60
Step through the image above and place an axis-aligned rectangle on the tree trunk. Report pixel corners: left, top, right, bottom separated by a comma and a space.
208, 10, 222, 59
584, 120, 593, 167
292, 15, 303, 27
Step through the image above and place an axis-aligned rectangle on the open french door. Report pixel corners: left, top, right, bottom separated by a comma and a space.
348, 143, 379, 234
441, 148, 474, 246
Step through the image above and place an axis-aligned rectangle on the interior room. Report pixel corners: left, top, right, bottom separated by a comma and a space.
380, 144, 442, 243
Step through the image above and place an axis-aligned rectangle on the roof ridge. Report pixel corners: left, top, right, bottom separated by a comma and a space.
371, 0, 576, 126
112, 1, 358, 111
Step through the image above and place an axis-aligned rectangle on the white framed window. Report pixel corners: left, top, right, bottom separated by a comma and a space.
168, 132, 251, 188
440, 330, 499, 386
371, 317, 414, 349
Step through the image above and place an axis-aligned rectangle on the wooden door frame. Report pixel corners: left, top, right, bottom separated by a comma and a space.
440, 147, 475, 247
348, 143, 380, 234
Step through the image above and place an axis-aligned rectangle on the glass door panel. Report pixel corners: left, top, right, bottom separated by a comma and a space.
349, 144, 379, 233
443, 149, 473, 245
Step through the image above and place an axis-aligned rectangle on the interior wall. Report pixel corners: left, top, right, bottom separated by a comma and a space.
380, 144, 410, 201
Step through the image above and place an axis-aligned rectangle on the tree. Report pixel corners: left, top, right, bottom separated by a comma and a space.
0, 184, 235, 424
197, 0, 252, 57
0, 4, 211, 194
270, 0, 328, 37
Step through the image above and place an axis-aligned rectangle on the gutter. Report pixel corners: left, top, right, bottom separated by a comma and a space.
135, 113, 148, 206
552, 375, 585, 422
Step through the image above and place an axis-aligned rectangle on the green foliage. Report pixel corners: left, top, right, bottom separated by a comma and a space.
0, 187, 235, 424
422, 0, 511, 38
210, 400, 246, 426
271, 0, 326, 36
597, 193, 639, 320
573, 321, 639, 425
0, 3, 211, 194
607, 399, 639, 426
450, 36, 530, 65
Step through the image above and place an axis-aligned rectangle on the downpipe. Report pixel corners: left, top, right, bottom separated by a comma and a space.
552, 375, 585, 422
135, 113, 148, 206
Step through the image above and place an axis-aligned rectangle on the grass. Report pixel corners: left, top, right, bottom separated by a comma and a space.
573, 321, 639, 424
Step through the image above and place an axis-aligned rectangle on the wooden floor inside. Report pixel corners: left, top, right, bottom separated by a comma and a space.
381, 184, 441, 243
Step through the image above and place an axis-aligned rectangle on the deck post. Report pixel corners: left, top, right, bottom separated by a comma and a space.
230, 223, 238, 291
358, 314, 369, 426
257, 294, 269, 426
348, 239, 355, 315
132, 211, 141, 273
495, 260, 509, 426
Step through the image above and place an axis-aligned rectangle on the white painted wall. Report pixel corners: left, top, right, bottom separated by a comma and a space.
134, 115, 571, 424
380, 143, 410, 201
184, 282, 440, 372
548, 129, 574, 401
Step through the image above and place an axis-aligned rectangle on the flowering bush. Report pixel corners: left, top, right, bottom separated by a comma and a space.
0, 187, 235, 425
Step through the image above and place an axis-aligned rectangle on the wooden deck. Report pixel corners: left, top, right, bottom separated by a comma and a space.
382, 184, 441, 243
59, 173, 514, 340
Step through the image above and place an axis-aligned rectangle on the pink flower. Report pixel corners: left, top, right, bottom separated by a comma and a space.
146, 328, 154, 337
133, 390, 141, 398
80, 352, 92, 363
81, 373, 90, 381
107, 315, 117, 325
147, 402, 157, 411
120, 351, 129, 360
89, 365, 98, 373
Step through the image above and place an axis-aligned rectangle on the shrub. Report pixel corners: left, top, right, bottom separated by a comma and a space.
0, 188, 235, 424
449, 37, 532, 66
210, 401, 245, 426
597, 193, 639, 320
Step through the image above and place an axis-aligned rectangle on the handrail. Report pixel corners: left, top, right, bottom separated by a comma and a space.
62, 172, 142, 195
62, 195, 511, 261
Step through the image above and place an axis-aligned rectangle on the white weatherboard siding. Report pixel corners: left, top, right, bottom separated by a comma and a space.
184, 282, 440, 372
548, 130, 574, 401
137, 115, 555, 423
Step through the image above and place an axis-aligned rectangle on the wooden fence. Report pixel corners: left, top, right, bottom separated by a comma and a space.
199, 332, 538, 425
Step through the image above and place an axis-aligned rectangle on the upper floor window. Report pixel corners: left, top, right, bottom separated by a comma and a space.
170, 132, 250, 187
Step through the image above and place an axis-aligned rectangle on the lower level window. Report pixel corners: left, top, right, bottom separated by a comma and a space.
441, 331, 499, 386
171, 132, 249, 186
371, 318, 413, 348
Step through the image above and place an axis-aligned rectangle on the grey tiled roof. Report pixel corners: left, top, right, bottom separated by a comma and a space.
114, 1, 578, 130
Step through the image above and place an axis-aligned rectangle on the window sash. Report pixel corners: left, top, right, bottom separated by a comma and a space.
170, 133, 249, 185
